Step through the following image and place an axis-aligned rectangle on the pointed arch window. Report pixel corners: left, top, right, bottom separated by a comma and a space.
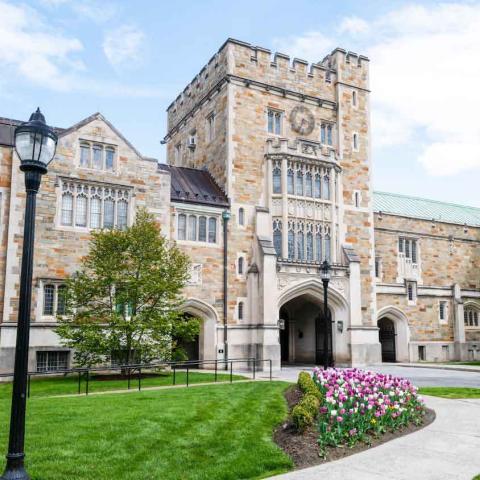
273, 220, 282, 257
306, 231, 314, 262
273, 167, 282, 194
324, 233, 331, 262
314, 174, 321, 198
464, 306, 479, 327
61, 192, 73, 226
288, 229, 295, 260
315, 232, 323, 261
296, 230, 304, 261
296, 170, 304, 196
75, 195, 87, 227
287, 169, 294, 195
323, 175, 330, 200
305, 172, 313, 197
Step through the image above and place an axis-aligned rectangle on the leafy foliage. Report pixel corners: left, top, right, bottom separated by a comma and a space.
56, 209, 199, 367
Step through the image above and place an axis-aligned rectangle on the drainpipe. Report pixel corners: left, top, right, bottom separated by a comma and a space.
222, 210, 231, 369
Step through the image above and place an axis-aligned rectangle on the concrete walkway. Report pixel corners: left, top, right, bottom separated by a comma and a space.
270, 395, 480, 480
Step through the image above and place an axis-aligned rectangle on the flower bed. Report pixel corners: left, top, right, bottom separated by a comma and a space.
313, 367, 426, 455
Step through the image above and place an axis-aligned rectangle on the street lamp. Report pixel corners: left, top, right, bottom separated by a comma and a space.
222, 210, 231, 369
319, 260, 331, 370
1, 108, 57, 480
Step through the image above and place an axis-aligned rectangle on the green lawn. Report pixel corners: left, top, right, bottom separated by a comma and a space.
0, 370, 246, 398
0, 381, 292, 480
419, 387, 480, 399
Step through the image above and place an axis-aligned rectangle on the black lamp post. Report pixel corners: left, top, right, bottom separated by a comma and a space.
222, 210, 230, 369
1, 108, 57, 480
319, 260, 331, 370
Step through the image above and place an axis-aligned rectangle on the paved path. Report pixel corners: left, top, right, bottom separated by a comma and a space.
266, 364, 480, 387
270, 395, 480, 480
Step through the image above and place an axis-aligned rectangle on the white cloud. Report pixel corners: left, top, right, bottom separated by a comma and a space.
39, 0, 118, 23
273, 32, 335, 62
273, 3, 480, 176
0, 0, 84, 90
103, 25, 146, 69
419, 142, 480, 177
337, 17, 370, 35
0, 1, 163, 98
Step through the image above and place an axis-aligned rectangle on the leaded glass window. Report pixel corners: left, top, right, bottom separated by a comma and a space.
273, 167, 282, 194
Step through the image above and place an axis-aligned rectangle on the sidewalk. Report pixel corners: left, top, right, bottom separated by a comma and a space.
393, 362, 480, 373
269, 396, 480, 480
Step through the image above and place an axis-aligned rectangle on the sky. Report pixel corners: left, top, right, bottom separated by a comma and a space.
1, 0, 480, 206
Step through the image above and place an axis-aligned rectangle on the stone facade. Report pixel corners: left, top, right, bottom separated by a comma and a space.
0, 38, 479, 374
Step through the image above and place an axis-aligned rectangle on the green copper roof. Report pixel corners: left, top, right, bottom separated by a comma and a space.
373, 191, 480, 227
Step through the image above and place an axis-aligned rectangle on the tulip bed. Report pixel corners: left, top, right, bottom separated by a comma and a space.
312, 368, 426, 455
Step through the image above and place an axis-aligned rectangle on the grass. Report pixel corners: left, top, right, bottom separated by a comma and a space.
0, 370, 246, 398
419, 387, 480, 399
0, 381, 293, 480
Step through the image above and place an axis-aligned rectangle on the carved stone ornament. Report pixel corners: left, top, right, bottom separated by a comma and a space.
290, 106, 315, 135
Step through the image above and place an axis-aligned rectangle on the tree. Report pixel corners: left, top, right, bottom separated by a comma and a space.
56, 209, 200, 367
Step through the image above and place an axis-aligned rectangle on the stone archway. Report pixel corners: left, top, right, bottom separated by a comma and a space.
377, 306, 410, 362
278, 278, 350, 365
180, 298, 218, 362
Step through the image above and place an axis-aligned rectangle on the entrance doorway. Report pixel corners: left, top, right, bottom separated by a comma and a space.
175, 313, 200, 365
279, 295, 331, 365
378, 317, 396, 362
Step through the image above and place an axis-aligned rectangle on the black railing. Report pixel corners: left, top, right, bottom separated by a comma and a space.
0, 357, 273, 399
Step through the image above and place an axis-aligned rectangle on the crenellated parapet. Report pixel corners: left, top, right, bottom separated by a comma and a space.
165, 38, 370, 139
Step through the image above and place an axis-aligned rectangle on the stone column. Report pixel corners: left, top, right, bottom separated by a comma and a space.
281, 157, 288, 257
453, 283, 466, 360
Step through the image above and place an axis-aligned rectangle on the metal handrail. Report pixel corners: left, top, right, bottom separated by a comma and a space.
1, 357, 274, 398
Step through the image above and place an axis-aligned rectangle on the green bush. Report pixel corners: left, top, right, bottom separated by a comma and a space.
291, 404, 313, 431
301, 393, 320, 417
298, 371, 322, 399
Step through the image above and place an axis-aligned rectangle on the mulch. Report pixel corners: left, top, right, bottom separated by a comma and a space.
274, 385, 436, 470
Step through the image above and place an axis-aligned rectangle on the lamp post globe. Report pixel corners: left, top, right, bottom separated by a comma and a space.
1, 109, 57, 480
319, 260, 331, 369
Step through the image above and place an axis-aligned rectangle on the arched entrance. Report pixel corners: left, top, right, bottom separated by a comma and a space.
280, 294, 331, 365
180, 298, 218, 363
378, 317, 396, 362
176, 313, 200, 362
376, 306, 410, 362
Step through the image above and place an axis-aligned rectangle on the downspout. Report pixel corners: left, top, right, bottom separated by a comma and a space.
222, 209, 231, 369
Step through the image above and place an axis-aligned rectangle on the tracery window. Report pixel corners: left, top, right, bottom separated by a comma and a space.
273, 220, 282, 257
273, 167, 282, 194
59, 181, 130, 230
323, 175, 330, 200
464, 306, 479, 327
287, 169, 294, 195
305, 172, 313, 197
296, 170, 303, 196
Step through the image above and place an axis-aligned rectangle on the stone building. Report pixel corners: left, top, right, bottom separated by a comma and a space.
0, 38, 479, 374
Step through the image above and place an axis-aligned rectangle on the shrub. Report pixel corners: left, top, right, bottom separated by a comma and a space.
291, 404, 313, 431
301, 394, 320, 416
298, 371, 322, 399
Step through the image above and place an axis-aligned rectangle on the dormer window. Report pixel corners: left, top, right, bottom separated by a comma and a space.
79, 141, 116, 172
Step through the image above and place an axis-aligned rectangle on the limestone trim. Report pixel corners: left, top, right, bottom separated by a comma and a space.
377, 305, 410, 362
277, 277, 349, 313
375, 222, 480, 239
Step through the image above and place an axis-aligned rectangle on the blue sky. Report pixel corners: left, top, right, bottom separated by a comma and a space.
2, 0, 480, 206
